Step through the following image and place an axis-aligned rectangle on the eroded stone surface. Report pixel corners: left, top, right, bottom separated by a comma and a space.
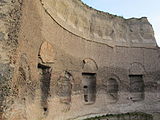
0, 0, 160, 120
39, 41, 55, 63
41, 0, 157, 47
0, 0, 22, 119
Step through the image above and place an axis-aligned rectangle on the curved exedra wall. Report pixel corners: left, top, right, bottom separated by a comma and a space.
41, 0, 157, 48
1, 0, 160, 120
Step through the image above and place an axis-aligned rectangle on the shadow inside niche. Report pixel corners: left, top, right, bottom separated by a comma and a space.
38, 63, 51, 114
82, 73, 96, 104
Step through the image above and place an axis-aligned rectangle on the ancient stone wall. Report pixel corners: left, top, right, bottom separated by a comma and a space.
0, 0, 23, 119
0, 0, 160, 120
40, 0, 157, 48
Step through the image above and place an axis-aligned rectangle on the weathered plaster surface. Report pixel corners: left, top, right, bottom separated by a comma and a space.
0, 0, 160, 120
0, 0, 22, 119
41, 0, 157, 48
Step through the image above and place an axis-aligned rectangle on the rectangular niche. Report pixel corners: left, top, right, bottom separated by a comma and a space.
129, 75, 144, 101
82, 73, 96, 104
38, 63, 51, 114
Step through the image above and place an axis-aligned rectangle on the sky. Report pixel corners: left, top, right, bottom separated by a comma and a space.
81, 0, 160, 46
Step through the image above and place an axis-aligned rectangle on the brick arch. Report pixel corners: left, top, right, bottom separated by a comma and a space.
129, 62, 146, 75
39, 41, 56, 63
82, 58, 98, 73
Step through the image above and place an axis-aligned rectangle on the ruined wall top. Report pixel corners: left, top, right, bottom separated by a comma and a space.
41, 0, 157, 48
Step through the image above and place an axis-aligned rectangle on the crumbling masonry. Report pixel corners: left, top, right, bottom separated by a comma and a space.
0, 0, 160, 120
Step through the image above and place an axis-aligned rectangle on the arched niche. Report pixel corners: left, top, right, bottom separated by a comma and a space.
82, 58, 98, 104
39, 41, 55, 63
57, 71, 73, 104
104, 75, 120, 103
82, 58, 98, 73
129, 62, 145, 101
107, 78, 118, 94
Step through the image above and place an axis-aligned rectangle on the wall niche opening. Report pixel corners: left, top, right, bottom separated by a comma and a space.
82, 73, 96, 104
107, 78, 118, 93
129, 75, 144, 101
57, 71, 73, 105
107, 78, 119, 101
38, 63, 51, 114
